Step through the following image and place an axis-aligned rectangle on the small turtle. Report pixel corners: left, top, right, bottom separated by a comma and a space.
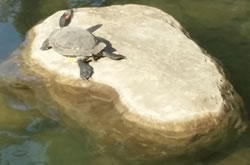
40, 9, 125, 79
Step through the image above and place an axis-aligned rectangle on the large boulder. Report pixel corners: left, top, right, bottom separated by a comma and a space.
21, 4, 247, 161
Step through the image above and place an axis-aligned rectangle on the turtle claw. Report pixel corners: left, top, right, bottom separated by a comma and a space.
113, 54, 126, 60
77, 60, 94, 80
102, 51, 126, 60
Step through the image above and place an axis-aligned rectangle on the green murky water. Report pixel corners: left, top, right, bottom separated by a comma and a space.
1, 0, 250, 164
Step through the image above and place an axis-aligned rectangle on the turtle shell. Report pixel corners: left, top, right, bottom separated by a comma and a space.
49, 26, 97, 56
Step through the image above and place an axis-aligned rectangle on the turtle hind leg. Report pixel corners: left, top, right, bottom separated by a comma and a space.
40, 38, 52, 50
77, 58, 94, 80
102, 51, 126, 60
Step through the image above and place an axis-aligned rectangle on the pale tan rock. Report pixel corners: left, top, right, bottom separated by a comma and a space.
22, 4, 247, 161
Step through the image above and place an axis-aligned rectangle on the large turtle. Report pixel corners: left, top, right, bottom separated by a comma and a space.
40, 9, 125, 79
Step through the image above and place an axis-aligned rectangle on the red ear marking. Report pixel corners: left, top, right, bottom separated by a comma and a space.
65, 14, 71, 20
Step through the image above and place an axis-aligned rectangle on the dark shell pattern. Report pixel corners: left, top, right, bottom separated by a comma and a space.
49, 27, 98, 56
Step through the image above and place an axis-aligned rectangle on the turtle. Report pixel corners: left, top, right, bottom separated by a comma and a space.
40, 9, 125, 80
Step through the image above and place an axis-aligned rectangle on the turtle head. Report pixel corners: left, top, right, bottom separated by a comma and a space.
59, 9, 74, 27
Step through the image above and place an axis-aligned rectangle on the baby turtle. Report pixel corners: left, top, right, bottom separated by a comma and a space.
40, 9, 125, 79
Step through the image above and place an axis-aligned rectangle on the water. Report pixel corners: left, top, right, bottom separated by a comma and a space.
0, 0, 250, 164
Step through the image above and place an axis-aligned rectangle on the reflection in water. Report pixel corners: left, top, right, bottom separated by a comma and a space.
13, 0, 68, 38
70, 0, 106, 7
7, 96, 33, 111
0, 0, 106, 38
0, 0, 20, 22
0, 140, 50, 165
25, 118, 59, 133
0, 131, 29, 140
0, 22, 21, 61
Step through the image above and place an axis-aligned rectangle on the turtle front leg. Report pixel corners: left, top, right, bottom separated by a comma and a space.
77, 57, 94, 80
40, 38, 52, 50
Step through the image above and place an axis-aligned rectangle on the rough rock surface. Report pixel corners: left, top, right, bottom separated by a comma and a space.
22, 5, 247, 161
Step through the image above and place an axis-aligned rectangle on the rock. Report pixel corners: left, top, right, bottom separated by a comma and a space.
21, 4, 247, 161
